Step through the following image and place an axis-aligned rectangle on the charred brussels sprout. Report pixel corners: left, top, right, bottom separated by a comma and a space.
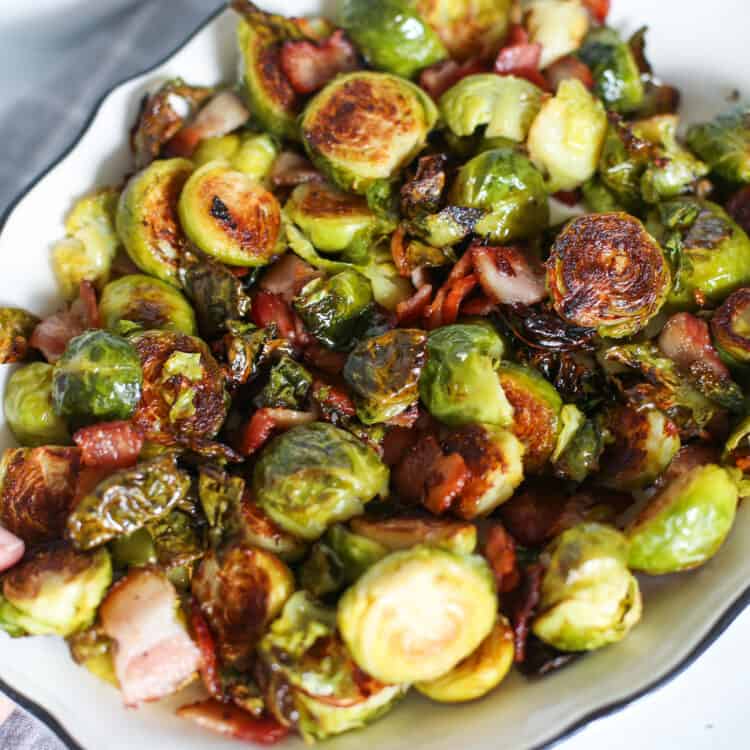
687, 105, 750, 183
339, 0, 447, 78
67, 453, 191, 550
0, 546, 111, 638
524, 0, 590, 69
553, 416, 606, 483
232, 496, 308, 563
116, 158, 193, 286
449, 148, 549, 242
440, 75, 544, 143
253, 422, 389, 540
532, 523, 642, 652
712, 288, 750, 365
4, 363, 70, 446
419, 323, 511, 427
338, 545, 497, 683
51, 331, 142, 425
255, 355, 312, 410
627, 464, 738, 574
528, 79, 608, 192
99, 275, 197, 335
178, 162, 282, 267
344, 329, 426, 424
350, 516, 477, 555
415, 617, 514, 703
0, 307, 39, 364
294, 270, 374, 351
301, 72, 437, 194
257, 592, 408, 742
547, 213, 670, 338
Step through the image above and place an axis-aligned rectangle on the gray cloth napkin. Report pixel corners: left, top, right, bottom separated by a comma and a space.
0, 2, 225, 747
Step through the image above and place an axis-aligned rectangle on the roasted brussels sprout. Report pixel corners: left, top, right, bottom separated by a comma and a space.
116, 158, 193, 286
687, 105, 750, 184
192, 543, 294, 668
449, 148, 549, 242
528, 79, 608, 192
51, 331, 143, 425
223, 321, 277, 386
178, 162, 282, 268
339, 0, 447, 78
415, 617, 514, 703
301, 72, 437, 194
232, 497, 309, 562
0, 307, 39, 364
350, 516, 477, 554
68, 625, 117, 686
547, 212, 671, 338
67, 453, 191, 550
294, 270, 374, 351
343, 329, 426, 424
524, 0, 590, 69
338, 545, 497, 683
0, 546, 112, 638
255, 355, 312, 410
253, 422, 389, 540
578, 27, 644, 113
99, 275, 197, 335
419, 323, 511, 427
532, 523, 642, 652
712, 288, 750, 366
193, 132, 280, 181
131, 330, 229, 445
4, 363, 70, 447
627, 463, 738, 574
439, 75, 544, 143
552, 416, 606, 483
257, 591, 408, 742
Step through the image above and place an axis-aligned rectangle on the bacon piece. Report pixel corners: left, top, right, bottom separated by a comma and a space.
551, 188, 584, 206
396, 284, 433, 325
460, 294, 497, 316
499, 482, 565, 547
251, 291, 297, 340
505, 562, 545, 663
0, 527, 24, 573
658, 312, 730, 382
394, 434, 444, 504
494, 42, 550, 91
441, 274, 478, 325
302, 342, 348, 374
178, 700, 289, 745
582, 0, 611, 24
390, 225, 410, 277
280, 30, 358, 95
483, 523, 521, 593
190, 602, 222, 698
418, 58, 489, 101
507, 23, 530, 46
259, 253, 320, 303
382, 427, 420, 467
472, 243, 547, 306
270, 151, 323, 188
30, 309, 85, 363
727, 186, 750, 236
73, 421, 144, 470
311, 380, 356, 421
100, 568, 201, 707
78, 280, 101, 329
238, 408, 316, 456
545, 56, 594, 91
423, 453, 470, 515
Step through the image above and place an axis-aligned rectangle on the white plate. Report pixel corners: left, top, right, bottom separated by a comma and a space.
1, 2, 749, 749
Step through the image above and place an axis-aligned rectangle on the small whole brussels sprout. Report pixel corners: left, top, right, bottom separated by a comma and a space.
350, 516, 477, 555
339, 0, 447, 79
338, 545, 497, 684
532, 523, 642, 652
253, 422, 389, 540
547, 212, 671, 338
449, 148, 550, 243
524, 0, 590, 69
0, 307, 39, 364
193, 132, 279, 181
712, 287, 750, 366
4, 363, 70, 446
687, 105, 750, 183
99, 274, 197, 335
294, 270, 374, 351
116, 158, 193, 286
419, 323, 511, 426
301, 72, 438, 194
52, 330, 143, 425
415, 617, 514, 703
0, 545, 112, 638
343, 329, 427, 424
627, 463, 738, 575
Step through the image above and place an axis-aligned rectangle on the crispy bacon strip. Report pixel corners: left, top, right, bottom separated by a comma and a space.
483, 524, 521, 594
494, 39, 550, 91
505, 563, 545, 663
658, 312, 730, 382
78, 280, 101, 329
726, 186, 750, 235
423, 453, 470, 515
0, 527, 24, 573
311, 380, 356, 421
302, 342, 348, 374
238, 408, 316, 456
190, 602, 222, 698
472, 243, 547, 306
270, 151, 323, 187
73, 421, 144, 470
545, 57, 594, 91
582, 0, 611, 24
251, 291, 298, 340
280, 30, 358, 95
441, 274, 478, 325
396, 284, 433, 325
178, 700, 289, 745
259, 253, 320, 303
418, 57, 489, 101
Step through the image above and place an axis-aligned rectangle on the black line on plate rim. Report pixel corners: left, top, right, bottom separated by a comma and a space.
1, 3, 750, 749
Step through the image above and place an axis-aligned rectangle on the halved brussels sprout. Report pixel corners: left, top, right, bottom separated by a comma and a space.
301, 72, 438, 194
344, 329, 426, 424
598, 406, 680, 491
532, 523, 642, 652
116, 158, 193, 286
687, 105, 750, 183
192, 543, 294, 668
449, 148, 550, 242
524, 0, 590, 69
350, 516, 477, 555
257, 591, 408, 742
338, 545, 497, 683
255, 355, 312, 410
0, 546, 111, 638
67, 453, 191, 550
712, 288, 750, 365
339, 0, 447, 78
294, 270, 374, 351
0, 307, 39, 364
627, 464, 738, 574
547, 212, 670, 338
578, 26, 644, 113
178, 162, 282, 267
439, 75, 544, 143
4, 363, 70, 447
52, 330, 143, 425
68, 626, 117, 686
527, 79, 608, 192
253, 422, 389, 540
552, 416, 606, 483
415, 616, 514, 703
193, 133, 280, 181
99, 274, 197, 335
419, 323, 511, 427
223, 322, 277, 386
